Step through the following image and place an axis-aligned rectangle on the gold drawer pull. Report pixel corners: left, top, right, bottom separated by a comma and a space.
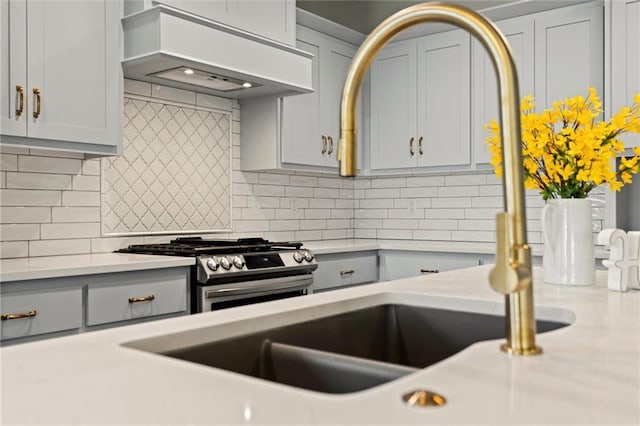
409, 137, 415, 156
16, 85, 24, 116
420, 269, 439, 274
327, 136, 334, 155
340, 269, 355, 276
1, 309, 37, 320
128, 294, 155, 303
418, 136, 424, 155
32, 87, 41, 118
321, 135, 327, 154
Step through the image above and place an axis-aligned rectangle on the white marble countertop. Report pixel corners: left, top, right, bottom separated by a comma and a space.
1, 266, 637, 425
0, 253, 195, 282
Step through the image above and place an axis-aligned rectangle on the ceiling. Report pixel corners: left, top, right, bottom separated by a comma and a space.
297, 0, 520, 34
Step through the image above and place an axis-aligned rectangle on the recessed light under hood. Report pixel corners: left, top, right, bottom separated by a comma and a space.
150, 67, 260, 92
121, 5, 313, 99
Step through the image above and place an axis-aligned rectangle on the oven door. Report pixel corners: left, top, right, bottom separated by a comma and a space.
197, 274, 313, 313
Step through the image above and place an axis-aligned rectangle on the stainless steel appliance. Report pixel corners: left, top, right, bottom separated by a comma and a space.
117, 238, 317, 313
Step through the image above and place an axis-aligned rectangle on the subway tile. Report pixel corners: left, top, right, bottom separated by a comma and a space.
354, 209, 387, 219
479, 185, 503, 196
253, 184, 284, 197
233, 220, 269, 233
151, 84, 196, 104
377, 229, 412, 240
260, 173, 290, 185
281, 198, 309, 209
424, 209, 465, 219
232, 120, 240, 134
0, 207, 51, 223
335, 199, 355, 209
232, 146, 241, 159
485, 173, 502, 185
82, 160, 101, 176
29, 239, 91, 257
472, 197, 503, 208
0, 241, 28, 258
275, 209, 305, 220
285, 186, 314, 197
91, 236, 144, 253
309, 198, 335, 209
412, 230, 452, 241
233, 195, 249, 208
72, 175, 100, 191
253, 196, 280, 208
371, 177, 406, 188
322, 229, 347, 239
326, 219, 350, 229
0, 189, 61, 206
62, 191, 100, 207
233, 133, 241, 146
299, 220, 326, 230
341, 179, 354, 189
124, 79, 152, 97
355, 229, 377, 238
354, 219, 383, 228
314, 188, 335, 198
232, 182, 253, 196
305, 209, 330, 219
464, 208, 500, 219
269, 220, 300, 231
417, 219, 458, 230
232, 107, 240, 121
241, 208, 275, 220
415, 199, 432, 209
0, 171, 5, 188
1, 154, 17, 171
399, 187, 438, 198
234, 170, 259, 184
196, 93, 233, 111
18, 156, 82, 174
431, 197, 472, 208
445, 174, 486, 186
294, 230, 322, 241
353, 189, 365, 199
0, 146, 29, 154
41, 222, 100, 239
338, 189, 353, 199
451, 230, 495, 242
0, 224, 40, 241
354, 179, 371, 189
406, 176, 444, 187
359, 199, 394, 209
318, 177, 343, 188
290, 175, 318, 187
28, 148, 84, 159
382, 219, 419, 229
437, 186, 479, 197
263, 231, 295, 241
458, 219, 496, 231
6, 172, 72, 190
330, 209, 353, 219
365, 188, 399, 199
388, 209, 425, 219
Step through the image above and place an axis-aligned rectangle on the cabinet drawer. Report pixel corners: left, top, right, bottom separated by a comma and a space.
86, 269, 187, 326
1, 288, 82, 341
381, 251, 481, 281
314, 251, 378, 291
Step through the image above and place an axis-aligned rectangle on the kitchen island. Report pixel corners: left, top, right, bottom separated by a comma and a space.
1, 265, 638, 425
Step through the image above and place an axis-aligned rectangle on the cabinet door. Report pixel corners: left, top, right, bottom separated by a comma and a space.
534, 5, 603, 112
25, 0, 120, 147
281, 31, 325, 167
0, 0, 27, 136
611, 0, 640, 149
380, 251, 480, 281
229, 0, 295, 46
370, 40, 417, 170
472, 17, 534, 165
417, 30, 470, 167
322, 39, 357, 168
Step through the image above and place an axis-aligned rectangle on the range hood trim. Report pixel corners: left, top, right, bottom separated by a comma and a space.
122, 5, 314, 99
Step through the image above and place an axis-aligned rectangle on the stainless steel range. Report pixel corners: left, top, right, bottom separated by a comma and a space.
117, 237, 317, 313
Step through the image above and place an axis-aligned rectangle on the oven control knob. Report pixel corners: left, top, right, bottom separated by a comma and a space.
220, 256, 231, 270
293, 251, 304, 263
303, 250, 314, 262
232, 256, 245, 269
206, 257, 219, 271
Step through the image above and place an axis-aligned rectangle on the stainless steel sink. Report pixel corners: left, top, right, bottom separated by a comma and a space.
159, 304, 569, 394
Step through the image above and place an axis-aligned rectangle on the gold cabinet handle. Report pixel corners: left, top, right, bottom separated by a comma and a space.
420, 269, 439, 274
409, 137, 415, 156
128, 294, 155, 303
340, 269, 355, 276
418, 136, 424, 155
15, 85, 24, 116
32, 87, 41, 118
327, 136, 334, 155
321, 135, 327, 154
1, 309, 37, 321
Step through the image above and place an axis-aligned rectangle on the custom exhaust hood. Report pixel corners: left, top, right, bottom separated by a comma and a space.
122, 5, 313, 99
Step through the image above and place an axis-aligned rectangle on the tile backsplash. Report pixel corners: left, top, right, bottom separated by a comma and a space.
0, 80, 606, 259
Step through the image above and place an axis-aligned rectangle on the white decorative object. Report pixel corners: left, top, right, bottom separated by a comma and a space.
102, 97, 232, 236
597, 229, 640, 292
541, 198, 596, 286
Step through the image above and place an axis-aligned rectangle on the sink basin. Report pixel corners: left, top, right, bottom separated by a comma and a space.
150, 303, 569, 394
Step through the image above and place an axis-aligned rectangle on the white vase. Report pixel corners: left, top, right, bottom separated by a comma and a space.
541, 198, 596, 286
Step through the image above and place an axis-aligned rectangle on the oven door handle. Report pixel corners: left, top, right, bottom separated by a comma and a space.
204, 275, 313, 299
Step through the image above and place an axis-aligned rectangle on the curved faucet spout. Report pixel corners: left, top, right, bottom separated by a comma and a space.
339, 2, 541, 355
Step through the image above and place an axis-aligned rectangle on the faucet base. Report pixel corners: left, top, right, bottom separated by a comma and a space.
500, 343, 543, 356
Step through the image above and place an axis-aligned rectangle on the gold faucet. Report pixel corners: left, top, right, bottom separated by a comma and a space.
338, 2, 541, 355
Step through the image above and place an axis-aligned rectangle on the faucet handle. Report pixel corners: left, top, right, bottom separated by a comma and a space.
490, 212, 532, 294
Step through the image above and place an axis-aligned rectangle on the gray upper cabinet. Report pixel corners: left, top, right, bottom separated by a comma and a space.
611, 0, 640, 150
369, 29, 471, 172
0, 0, 122, 156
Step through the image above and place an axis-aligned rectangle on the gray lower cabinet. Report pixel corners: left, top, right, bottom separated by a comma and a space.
313, 251, 378, 292
379, 250, 492, 281
0, 267, 190, 345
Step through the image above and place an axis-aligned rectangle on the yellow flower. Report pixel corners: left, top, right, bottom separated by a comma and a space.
485, 88, 640, 200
